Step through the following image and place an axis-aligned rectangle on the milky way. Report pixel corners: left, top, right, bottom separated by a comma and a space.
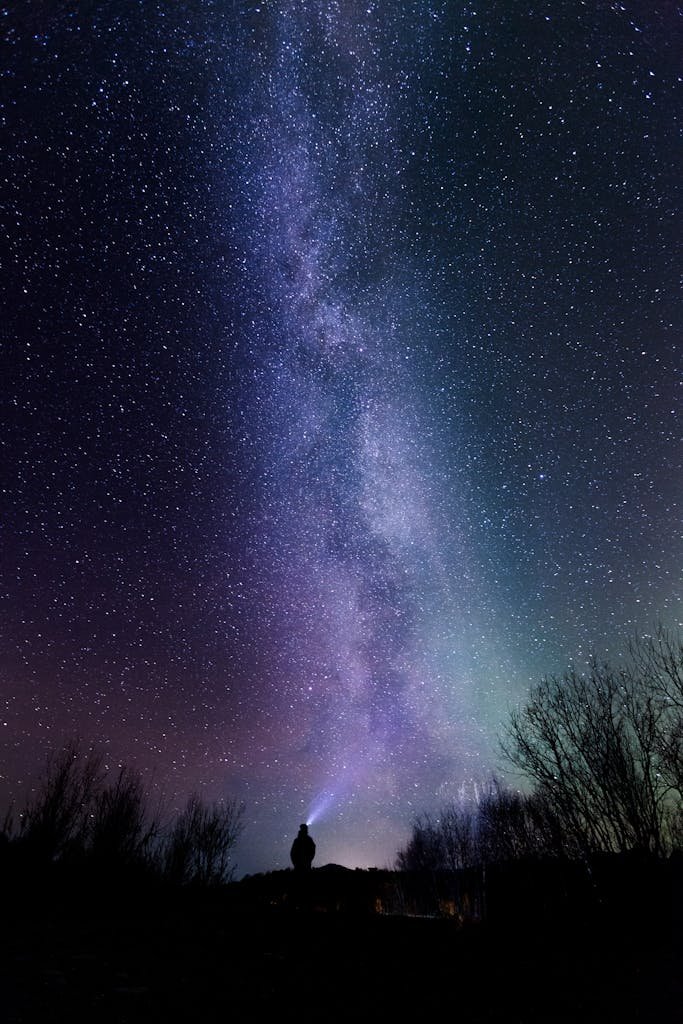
2, 2, 680, 875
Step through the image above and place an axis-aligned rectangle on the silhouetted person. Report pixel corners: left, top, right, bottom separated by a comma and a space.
290, 823, 315, 871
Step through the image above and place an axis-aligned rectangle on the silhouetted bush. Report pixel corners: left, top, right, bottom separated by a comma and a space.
17, 740, 106, 867
89, 765, 161, 873
3, 740, 245, 892
162, 792, 245, 886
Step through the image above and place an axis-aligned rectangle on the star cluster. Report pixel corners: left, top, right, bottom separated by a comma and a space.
1, 2, 680, 875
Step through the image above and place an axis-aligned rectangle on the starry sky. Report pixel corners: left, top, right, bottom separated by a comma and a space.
2, 2, 681, 877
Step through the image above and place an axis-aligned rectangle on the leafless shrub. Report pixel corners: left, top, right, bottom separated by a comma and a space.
19, 740, 105, 862
163, 793, 245, 886
89, 766, 161, 871
4, 741, 249, 890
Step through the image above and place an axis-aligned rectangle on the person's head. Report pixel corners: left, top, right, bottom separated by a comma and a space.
299, 823, 308, 834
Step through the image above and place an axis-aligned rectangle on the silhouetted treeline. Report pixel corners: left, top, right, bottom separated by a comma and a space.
0, 740, 244, 893
395, 630, 683, 928
398, 629, 682, 875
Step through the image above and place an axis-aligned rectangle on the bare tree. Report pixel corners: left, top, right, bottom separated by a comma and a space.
439, 801, 480, 870
164, 793, 245, 886
500, 639, 683, 858
476, 781, 543, 863
523, 786, 583, 859
628, 627, 683, 803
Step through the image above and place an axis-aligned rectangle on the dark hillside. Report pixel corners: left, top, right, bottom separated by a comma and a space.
2, 862, 680, 1022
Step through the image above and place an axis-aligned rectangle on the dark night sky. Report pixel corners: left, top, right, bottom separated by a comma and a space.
1, 1, 681, 876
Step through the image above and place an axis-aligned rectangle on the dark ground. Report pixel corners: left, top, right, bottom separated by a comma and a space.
2, 870, 681, 1023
